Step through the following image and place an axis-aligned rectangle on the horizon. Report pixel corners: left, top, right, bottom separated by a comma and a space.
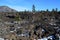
0, 0, 60, 11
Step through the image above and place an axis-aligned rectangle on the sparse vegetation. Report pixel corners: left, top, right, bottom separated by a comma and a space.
0, 5, 60, 40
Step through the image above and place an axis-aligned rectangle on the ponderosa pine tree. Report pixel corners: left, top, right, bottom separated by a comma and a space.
32, 4, 36, 13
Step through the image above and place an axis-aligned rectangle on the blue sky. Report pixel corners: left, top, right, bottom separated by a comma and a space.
0, 0, 60, 11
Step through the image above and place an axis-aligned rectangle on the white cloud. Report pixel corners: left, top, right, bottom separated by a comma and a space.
7, 5, 30, 11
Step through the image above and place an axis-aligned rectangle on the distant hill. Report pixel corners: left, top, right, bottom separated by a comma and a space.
0, 6, 17, 12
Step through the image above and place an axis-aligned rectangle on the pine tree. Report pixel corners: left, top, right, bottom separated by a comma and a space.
32, 5, 35, 13
56, 8, 58, 12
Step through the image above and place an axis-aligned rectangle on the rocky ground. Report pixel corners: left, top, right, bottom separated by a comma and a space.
0, 10, 60, 40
